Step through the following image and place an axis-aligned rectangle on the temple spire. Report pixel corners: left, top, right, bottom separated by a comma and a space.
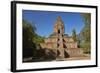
57, 16, 62, 21
54, 16, 64, 34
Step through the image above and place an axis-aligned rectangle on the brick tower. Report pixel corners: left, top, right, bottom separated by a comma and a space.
54, 16, 65, 59
40, 16, 83, 60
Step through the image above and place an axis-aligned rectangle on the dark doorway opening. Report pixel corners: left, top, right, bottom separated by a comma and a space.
58, 29, 60, 34
64, 50, 69, 58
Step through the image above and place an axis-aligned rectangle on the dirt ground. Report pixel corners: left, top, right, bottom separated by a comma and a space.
23, 54, 91, 62
56, 54, 91, 61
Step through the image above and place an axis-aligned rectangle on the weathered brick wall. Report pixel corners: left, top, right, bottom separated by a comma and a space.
39, 16, 84, 59
64, 42, 77, 48
65, 48, 83, 57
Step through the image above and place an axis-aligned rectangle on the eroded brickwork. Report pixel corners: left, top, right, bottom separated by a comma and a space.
40, 16, 83, 59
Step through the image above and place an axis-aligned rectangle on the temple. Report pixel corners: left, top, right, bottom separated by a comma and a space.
40, 16, 83, 59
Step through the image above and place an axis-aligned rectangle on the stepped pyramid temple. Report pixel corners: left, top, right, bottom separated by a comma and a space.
40, 16, 83, 59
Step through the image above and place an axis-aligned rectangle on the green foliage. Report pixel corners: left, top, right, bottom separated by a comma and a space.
81, 13, 91, 25
23, 19, 45, 58
33, 35, 45, 45
23, 19, 37, 58
72, 29, 77, 42
80, 25, 91, 42
78, 13, 91, 54
80, 41, 91, 53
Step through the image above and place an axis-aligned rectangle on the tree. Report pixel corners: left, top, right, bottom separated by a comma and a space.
33, 35, 45, 45
23, 19, 37, 58
81, 13, 91, 25
72, 29, 77, 42
79, 13, 91, 53
23, 19, 47, 62
80, 13, 91, 42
